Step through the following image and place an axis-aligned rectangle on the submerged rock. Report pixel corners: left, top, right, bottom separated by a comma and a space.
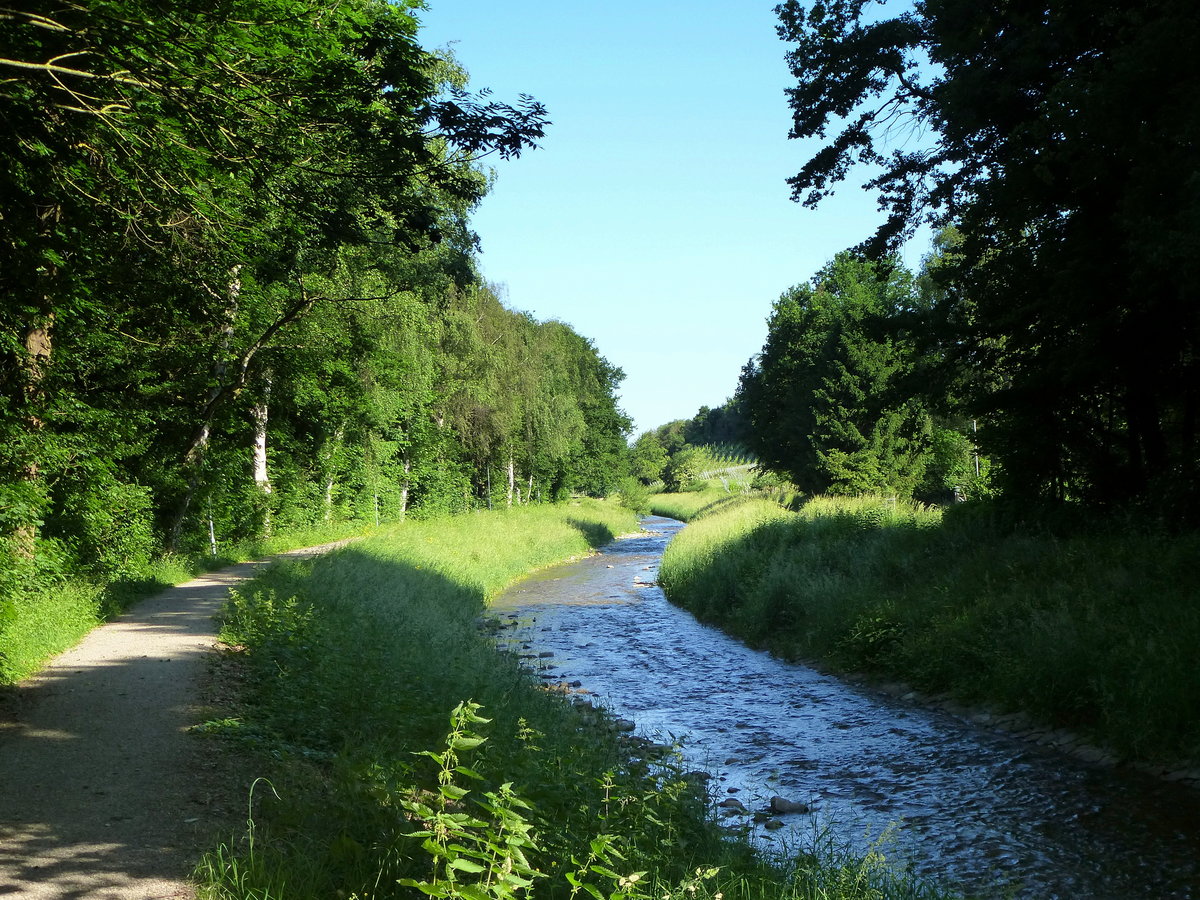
769, 796, 810, 815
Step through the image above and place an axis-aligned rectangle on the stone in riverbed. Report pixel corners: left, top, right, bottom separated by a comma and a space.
769, 796, 810, 815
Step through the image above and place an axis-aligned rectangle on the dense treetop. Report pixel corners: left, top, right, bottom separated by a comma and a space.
771, 0, 1199, 511
0, 0, 631, 586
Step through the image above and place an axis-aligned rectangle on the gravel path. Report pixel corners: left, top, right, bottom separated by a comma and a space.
0, 541, 352, 899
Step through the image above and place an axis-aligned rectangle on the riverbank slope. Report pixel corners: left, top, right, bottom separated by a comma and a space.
655, 491, 1200, 772
195, 499, 952, 900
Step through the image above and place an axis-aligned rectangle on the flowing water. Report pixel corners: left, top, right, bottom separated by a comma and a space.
491, 516, 1200, 899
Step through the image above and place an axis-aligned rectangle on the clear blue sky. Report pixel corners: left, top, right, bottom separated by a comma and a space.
417, 1, 930, 437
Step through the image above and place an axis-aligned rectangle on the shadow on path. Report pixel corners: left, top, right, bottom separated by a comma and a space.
0, 542, 351, 900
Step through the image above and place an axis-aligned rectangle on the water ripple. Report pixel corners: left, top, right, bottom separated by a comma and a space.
492, 517, 1200, 899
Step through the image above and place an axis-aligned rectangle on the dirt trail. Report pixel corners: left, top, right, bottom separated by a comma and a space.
0, 541, 352, 899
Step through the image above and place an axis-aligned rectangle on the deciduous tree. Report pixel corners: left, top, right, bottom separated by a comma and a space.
777, 0, 1200, 508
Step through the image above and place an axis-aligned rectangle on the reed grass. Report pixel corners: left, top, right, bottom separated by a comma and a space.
658, 493, 1200, 765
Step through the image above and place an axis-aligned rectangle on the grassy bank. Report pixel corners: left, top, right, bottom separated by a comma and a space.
648, 487, 758, 522
0, 520, 369, 684
658, 493, 1200, 766
195, 499, 951, 900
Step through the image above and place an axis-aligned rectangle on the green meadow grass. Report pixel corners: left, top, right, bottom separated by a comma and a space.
658, 492, 1200, 766
0, 519, 369, 684
648, 486, 756, 523
195, 499, 953, 900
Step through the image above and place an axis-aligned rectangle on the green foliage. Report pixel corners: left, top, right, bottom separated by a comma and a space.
197, 500, 953, 900
681, 399, 750, 449
50, 473, 158, 578
659, 494, 1200, 765
400, 702, 543, 900
737, 254, 931, 498
628, 433, 669, 485
777, 0, 1200, 513
615, 478, 652, 517
916, 426, 993, 504
661, 448, 703, 494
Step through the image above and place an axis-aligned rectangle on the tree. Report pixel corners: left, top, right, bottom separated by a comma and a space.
682, 398, 750, 449
738, 253, 930, 496
653, 420, 689, 455
661, 447, 702, 494
776, 0, 1200, 508
0, 0, 548, 553
629, 432, 669, 485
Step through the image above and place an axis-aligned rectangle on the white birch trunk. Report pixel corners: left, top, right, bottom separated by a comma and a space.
506, 453, 515, 508
252, 371, 272, 536
399, 456, 411, 521
321, 423, 345, 522
169, 265, 241, 550
252, 401, 270, 492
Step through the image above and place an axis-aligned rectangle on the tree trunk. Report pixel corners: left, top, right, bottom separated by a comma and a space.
9, 204, 61, 557
506, 452, 515, 508
11, 314, 55, 557
399, 456, 411, 521
168, 265, 241, 551
321, 423, 345, 523
168, 275, 317, 549
1125, 377, 1167, 496
251, 372, 272, 537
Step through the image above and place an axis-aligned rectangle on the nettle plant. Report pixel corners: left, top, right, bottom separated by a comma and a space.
400, 702, 542, 900
400, 702, 689, 900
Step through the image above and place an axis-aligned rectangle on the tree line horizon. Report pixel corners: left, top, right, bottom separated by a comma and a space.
1, 0, 629, 590
637, 0, 1197, 521
3, 0, 1197, 599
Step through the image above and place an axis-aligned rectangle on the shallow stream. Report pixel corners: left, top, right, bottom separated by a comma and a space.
490, 516, 1200, 899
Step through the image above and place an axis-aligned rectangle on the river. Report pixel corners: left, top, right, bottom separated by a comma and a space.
490, 516, 1200, 899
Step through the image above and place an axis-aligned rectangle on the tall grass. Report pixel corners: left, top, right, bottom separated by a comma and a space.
0, 518, 369, 684
658, 493, 1200, 765
195, 499, 953, 900
649, 487, 743, 522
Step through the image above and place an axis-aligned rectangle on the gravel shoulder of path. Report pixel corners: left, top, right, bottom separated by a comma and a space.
0, 541, 353, 900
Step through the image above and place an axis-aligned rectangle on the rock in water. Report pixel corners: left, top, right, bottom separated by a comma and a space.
769, 796, 810, 814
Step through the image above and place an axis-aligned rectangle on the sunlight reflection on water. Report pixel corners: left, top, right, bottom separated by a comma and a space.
491, 517, 1200, 899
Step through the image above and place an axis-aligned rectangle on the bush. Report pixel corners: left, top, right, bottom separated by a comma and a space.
616, 476, 651, 515
661, 448, 701, 493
